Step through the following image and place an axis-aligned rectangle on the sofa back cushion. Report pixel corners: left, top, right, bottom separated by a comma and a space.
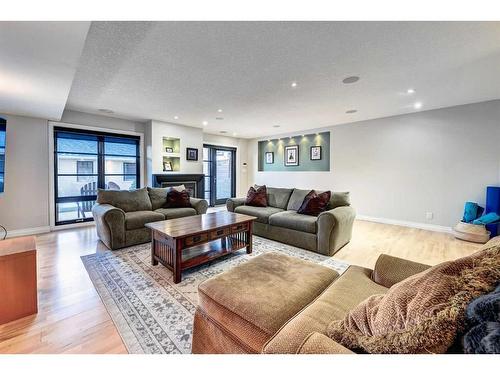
287, 189, 312, 211
266, 187, 294, 209
147, 185, 186, 210
328, 192, 350, 209
327, 244, 500, 354
97, 187, 152, 212
287, 190, 350, 211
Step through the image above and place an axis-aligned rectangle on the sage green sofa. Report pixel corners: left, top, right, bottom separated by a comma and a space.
226, 187, 355, 256
92, 187, 208, 250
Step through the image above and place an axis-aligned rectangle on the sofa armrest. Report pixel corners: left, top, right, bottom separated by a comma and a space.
92, 203, 126, 250
297, 332, 354, 354
372, 254, 431, 288
226, 197, 246, 212
190, 198, 209, 215
316, 206, 356, 256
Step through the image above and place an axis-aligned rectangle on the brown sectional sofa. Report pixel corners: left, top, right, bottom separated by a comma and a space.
92, 187, 208, 250
191, 251, 430, 354
227, 187, 355, 256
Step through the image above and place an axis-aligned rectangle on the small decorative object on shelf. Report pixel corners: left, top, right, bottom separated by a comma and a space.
310, 145, 322, 160
265, 152, 274, 164
284, 145, 299, 166
165, 147, 174, 153
0, 225, 6, 240
163, 161, 173, 171
186, 147, 198, 161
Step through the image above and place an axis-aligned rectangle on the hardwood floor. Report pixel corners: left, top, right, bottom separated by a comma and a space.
0, 218, 482, 354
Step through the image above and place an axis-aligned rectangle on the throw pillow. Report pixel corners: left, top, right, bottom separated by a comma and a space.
166, 189, 191, 208
297, 190, 331, 216
245, 185, 268, 207
327, 245, 500, 354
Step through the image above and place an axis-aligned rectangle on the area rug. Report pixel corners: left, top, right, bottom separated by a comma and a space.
81, 236, 349, 354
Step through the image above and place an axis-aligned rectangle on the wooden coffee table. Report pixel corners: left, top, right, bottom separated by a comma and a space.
145, 211, 256, 283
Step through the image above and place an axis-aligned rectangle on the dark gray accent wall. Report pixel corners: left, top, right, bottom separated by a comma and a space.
258, 131, 330, 172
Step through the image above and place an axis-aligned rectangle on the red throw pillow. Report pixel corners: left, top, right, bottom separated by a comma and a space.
166, 189, 191, 208
245, 185, 268, 207
297, 190, 331, 216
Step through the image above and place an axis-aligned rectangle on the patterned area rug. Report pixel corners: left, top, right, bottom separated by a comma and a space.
81, 236, 349, 354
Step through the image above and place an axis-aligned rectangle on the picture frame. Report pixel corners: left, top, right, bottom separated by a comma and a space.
165, 147, 174, 153
163, 161, 173, 171
284, 145, 299, 166
310, 145, 322, 160
265, 152, 274, 164
186, 147, 198, 161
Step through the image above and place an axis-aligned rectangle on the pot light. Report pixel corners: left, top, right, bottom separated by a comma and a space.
291, 82, 298, 88
202, 121, 208, 126
173, 115, 179, 120
217, 109, 223, 113
414, 102, 422, 109
407, 88, 415, 94
232, 132, 237, 136
342, 76, 360, 84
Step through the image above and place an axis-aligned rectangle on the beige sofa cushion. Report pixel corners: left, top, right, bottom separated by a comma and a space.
124, 210, 165, 230
266, 187, 294, 209
287, 189, 312, 211
327, 245, 500, 354
263, 265, 387, 354
197, 252, 339, 353
234, 205, 283, 224
269, 211, 317, 234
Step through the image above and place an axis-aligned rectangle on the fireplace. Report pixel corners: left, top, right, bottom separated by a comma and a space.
152, 174, 205, 199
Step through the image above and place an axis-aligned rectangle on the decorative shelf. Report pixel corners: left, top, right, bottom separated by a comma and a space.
162, 137, 181, 172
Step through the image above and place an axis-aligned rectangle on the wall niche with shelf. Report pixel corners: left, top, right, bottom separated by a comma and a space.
162, 136, 181, 172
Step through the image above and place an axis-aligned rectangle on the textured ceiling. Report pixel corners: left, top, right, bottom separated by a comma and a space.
0, 22, 90, 120
66, 21, 500, 138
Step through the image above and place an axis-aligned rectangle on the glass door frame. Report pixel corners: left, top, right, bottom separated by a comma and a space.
203, 144, 236, 206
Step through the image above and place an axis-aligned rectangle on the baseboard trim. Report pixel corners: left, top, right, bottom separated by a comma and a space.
356, 215, 452, 234
5, 226, 51, 238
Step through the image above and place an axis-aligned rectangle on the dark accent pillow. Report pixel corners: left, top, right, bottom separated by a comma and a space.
166, 189, 191, 208
297, 190, 331, 216
245, 185, 268, 207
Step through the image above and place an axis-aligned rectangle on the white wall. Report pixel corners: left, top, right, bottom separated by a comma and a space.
203, 133, 249, 197
248, 100, 500, 228
0, 114, 50, 233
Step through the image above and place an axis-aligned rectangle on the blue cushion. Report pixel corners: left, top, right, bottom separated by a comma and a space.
473, 212, 500, 225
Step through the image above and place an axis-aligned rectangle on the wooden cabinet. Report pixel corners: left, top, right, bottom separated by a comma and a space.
0, 236, 38, 325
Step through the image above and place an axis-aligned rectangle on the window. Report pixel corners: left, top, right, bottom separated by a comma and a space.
76, 160, 94, 182
54, 127, 140, 225
0, 118, 5, 193
123, 162, 136, 181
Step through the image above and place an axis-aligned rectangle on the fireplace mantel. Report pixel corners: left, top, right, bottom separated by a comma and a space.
152, 174, 205, 199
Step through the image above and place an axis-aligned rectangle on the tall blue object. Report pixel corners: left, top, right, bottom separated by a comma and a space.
485, 186, 500, 237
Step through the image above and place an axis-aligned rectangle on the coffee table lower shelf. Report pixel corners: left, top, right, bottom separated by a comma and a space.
150, 228, 253, 283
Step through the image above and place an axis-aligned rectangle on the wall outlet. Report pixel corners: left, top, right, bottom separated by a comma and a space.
426, 212, 434, 220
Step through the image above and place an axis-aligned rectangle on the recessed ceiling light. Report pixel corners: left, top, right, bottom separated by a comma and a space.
273, 125, 280, 128
407, 88, 415, 94
220, 131, 227, 134
173, 115, 179, 120
414, 102, 423, 109
291, 82, 298, 88
342, 76, 360, 84
217, 109, 223, 113
202, 121, 208, 126
232, 132, 237, 136
98, 108, 114, 114
346, 109, 357, 114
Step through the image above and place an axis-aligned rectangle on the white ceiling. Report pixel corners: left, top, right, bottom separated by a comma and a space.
0, 22, 90, 120
8, 22, 500, 137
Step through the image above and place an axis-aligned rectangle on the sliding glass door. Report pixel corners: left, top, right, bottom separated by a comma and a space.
54, 127, 140, 225
203, 144, 236, 206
